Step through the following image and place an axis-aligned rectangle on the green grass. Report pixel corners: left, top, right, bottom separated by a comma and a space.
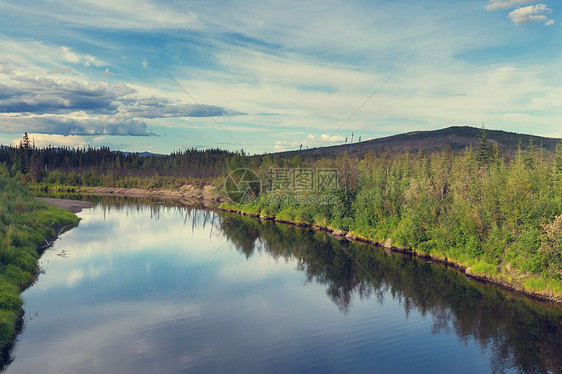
523, 276, 562, 295
469, 261, 499, 276
0, 176, 78, 351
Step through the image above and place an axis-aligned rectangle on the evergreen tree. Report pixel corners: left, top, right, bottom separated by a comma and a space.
21, 133, 32, 173
228, 150, 249, 171
29, 152, 43, 183
477, 126, 491, 167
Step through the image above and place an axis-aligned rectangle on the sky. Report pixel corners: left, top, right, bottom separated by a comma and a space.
0, 0, 561, 154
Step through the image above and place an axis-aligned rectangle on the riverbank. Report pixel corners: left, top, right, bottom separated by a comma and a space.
0, 177, 79, 362
37, 197, 94, 214
219, 206, 562, 304
32, 184, 225, 207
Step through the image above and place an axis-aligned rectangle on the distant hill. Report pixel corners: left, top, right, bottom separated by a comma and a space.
270, 126, 561, 158
122, 151, 165, 157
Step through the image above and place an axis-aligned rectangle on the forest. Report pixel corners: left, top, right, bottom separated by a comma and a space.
0, 133, 234, 188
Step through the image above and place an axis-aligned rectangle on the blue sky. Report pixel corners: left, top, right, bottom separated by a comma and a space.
0, 0, 561, 154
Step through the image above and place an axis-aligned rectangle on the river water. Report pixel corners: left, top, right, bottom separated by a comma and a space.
2, 198, 561, 373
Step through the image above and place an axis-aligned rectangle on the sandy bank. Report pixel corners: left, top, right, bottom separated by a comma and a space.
78, 185, 225, 205
38, 197, 94, 213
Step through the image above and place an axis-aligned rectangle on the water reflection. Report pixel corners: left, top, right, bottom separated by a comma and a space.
2, 201, 561, 373
219, 214, 562, 373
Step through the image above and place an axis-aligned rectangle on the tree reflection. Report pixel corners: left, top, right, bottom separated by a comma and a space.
218, 213, 562, 373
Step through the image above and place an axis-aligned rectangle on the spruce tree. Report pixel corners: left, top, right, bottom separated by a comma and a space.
477, 125, 490, 166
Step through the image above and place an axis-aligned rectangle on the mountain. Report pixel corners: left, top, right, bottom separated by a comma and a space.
270, 126, 561, 158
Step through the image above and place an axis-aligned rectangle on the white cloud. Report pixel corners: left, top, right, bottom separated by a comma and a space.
273, 133, 348, 152
61, 46, 103, 67
508, 4, 553, 25
273, 139, 299, 152
8, 0, 200, 32
545, 19, 555, 26
320, 134, 345, 142
10, 133, 90, 148
485, 0, 540, 11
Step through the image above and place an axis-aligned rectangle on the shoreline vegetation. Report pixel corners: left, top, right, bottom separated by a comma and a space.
0, 128, 561, 306
218, 206, 562, 304
217, 143, 562, 304
0, 176, 79, 359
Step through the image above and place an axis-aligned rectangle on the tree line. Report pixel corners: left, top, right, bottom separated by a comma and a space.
0, 133, 235, 184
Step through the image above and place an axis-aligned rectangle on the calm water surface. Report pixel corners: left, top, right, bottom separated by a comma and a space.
2, 198, 561, 373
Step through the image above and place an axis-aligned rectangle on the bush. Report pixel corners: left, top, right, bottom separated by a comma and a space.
539, 215, 562, 279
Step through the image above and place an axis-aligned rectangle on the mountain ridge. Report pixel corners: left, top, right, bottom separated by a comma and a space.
269, 126, 561, 158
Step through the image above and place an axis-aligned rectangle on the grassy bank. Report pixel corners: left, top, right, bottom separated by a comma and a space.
0, 176, 79, 352
220, 146, 562, 302
222, 202, 562, 302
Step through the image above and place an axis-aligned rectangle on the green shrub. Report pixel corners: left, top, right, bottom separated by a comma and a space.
539, 215, 562, 279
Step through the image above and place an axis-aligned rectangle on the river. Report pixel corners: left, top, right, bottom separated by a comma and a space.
2, 197, 561, 373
